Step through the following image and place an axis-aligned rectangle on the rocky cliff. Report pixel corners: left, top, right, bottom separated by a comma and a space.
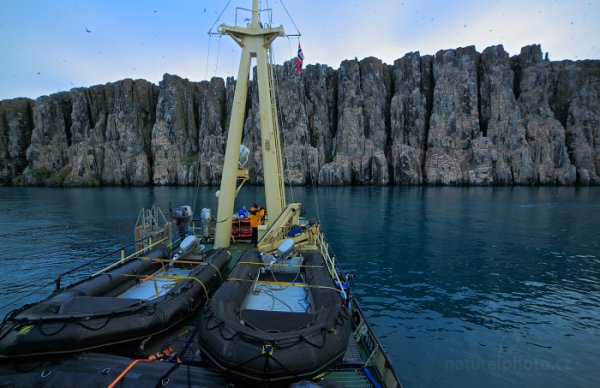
1, 44, 599, 186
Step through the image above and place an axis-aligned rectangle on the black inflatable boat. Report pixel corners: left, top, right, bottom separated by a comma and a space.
0, 352, 229, 387
197, 248, 352, 383
0, 246, 230, 358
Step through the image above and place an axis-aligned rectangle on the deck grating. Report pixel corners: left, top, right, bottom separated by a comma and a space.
343, 336, 363, 365
321, 367, 373, 387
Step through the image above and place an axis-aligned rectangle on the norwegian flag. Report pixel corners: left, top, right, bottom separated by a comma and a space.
295, 42, 304, 73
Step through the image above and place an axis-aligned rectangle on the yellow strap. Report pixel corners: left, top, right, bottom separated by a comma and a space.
142, 257, 223, 280
119, 274, 210, 299
227, 277, 341, 293
206, 261, 223, 280
142, 257, 209, 265
157, 275, 209, 299
152, 278, 160, 298
238, 261, 322, 269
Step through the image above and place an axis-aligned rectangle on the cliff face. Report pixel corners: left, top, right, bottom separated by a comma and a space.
0, 98, 33, 184
1, 44, 599, 186
9, 80, 159, 186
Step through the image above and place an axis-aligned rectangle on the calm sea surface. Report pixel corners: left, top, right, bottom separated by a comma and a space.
1, 186, 599, 387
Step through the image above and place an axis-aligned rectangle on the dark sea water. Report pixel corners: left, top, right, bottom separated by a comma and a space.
1, 186, 599, 387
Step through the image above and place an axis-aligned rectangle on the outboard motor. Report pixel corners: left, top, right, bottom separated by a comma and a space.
276, 238, 295, 260
260, 239, 302, 274
172, 235, 203, 264
171, 205, 193, 237
201, 208, 212, 240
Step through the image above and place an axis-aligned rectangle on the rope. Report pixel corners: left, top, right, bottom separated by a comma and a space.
227, 277, 341, 293
158, 275, 210, 300
215, 215, 231, 224
230, 350, 302, 381
298, 329, 328, 349
154, 311, 208, 386
75, 315, 113, 331
107, 359, 152, 388
142, 257, 208, 265
119, 271, 213, 299
38, 320, 68, 337
206, 261, 224, 279
141, 254, 225, 280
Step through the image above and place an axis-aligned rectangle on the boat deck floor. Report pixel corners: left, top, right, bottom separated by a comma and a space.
244, 274, 312, 313
118, 267, 190, 300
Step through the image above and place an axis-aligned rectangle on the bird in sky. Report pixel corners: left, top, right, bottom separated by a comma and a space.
85, 27, 91, 33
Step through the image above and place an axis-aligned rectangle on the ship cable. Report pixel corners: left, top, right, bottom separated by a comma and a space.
270, 43, 296, 203
152, 315, 206, 387
205, 0, 233, 80
208, 0, 234, 35
278, 0, 302, 36
205, 34, 212, 80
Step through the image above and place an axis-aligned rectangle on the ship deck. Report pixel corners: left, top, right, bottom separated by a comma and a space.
114, 241, 403, 387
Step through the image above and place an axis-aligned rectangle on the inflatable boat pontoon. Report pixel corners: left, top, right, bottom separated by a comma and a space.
0, 246, 230, 358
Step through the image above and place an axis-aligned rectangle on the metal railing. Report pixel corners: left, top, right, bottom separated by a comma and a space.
316, 231, 347, 301
91, 236, 171, 276
54, 235, 172, 291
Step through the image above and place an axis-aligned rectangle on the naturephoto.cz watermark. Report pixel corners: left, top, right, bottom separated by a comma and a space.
445, 358, 571, 371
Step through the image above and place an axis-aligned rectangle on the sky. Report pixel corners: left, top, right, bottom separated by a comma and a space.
0, 0, 598, 100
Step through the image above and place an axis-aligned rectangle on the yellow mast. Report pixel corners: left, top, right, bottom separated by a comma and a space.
214, 0, 286, 248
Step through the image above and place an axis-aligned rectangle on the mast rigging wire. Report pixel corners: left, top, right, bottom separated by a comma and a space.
278, 0, 302, 36
205, 35, 212, 80
208, 0, 234, 35
270, 45, 295, 203
214, 35, 222, 77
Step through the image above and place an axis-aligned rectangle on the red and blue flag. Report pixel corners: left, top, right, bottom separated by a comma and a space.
295, 42, 304, 73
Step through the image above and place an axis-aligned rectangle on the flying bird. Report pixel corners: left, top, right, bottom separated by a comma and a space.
85, 27, 91, 33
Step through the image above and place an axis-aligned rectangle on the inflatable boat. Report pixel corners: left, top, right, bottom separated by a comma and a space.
197, 244, 352, 383
0, 352, 229, 387
0, 245, 230, 358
